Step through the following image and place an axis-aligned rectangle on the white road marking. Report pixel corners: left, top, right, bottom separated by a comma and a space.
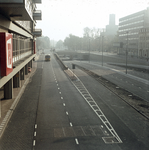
63, 103, 65, 106
35, 124, 37, 129
75, 138, 79, 145
58, 88, 60, 90
70, 122, 73, 127
147, 91, 149, 92
61, 97, 63, 99
57, 84, 58, 86
70, 72, 122, 143
34, 132, 36, 136
66, 112, 69, 115
59, 92, 61, 94
33, 140, 36, 146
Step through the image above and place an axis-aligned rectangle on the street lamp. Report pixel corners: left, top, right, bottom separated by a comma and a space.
89, 37, 91, 63
126, 31, 129, 74
101, 35, 104, 66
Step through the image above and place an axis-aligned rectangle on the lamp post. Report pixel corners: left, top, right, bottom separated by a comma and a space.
126, 31, 129, 74
101, 35, 104, 66
89, 37, 90, 63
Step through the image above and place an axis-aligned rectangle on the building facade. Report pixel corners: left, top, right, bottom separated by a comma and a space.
0, 0, 42, 99
106, 14, 118, 36
118, 7, 149, 58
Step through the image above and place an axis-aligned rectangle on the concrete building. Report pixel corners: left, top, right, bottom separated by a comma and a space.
0, 0, 42, 99
118, 7, 149, 58
106, 14, 118, 36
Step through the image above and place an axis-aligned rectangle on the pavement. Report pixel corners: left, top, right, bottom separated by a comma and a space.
0, 55, 39, 138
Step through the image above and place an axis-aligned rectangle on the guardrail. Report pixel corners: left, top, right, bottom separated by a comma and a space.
54, 53, 68, 70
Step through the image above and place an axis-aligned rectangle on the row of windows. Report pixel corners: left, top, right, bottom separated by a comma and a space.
140, 37, 149, 40
119, 32, 138, 37
119, 26, 144, 32
13, 34, 33, 59
139, 28, 149, 33
119, 14, 144, 23
139, 43, 149, 48
119, 20, 144, 27
122, 37, 139, 41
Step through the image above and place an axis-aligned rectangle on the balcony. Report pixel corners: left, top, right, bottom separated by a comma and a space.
34, 0, 41, 3
33, 10, 42, 20
0, 0, 34, 21
33, 29, 42, 37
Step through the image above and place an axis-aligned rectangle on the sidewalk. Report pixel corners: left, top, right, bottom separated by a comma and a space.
0, 55, 39, 138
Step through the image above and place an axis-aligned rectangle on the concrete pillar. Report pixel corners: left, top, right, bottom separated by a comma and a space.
30, 60, 32, 68
20, 67, 25, 80
4, 78, 13, 99
28, 61, 31, 67
13, 72, 20, 88
25, 64, 28, 75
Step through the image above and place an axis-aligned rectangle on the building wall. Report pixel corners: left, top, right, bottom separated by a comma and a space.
106, 14, 118, 36
0, 0, 42, 99
118, 7, 149, 58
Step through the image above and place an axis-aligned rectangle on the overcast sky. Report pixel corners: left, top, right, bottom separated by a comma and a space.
36, 0, 149, 41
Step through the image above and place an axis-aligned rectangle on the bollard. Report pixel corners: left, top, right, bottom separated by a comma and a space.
72, 64, 75, 69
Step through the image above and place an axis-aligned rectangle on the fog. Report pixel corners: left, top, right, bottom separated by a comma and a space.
36, 0, 148, 41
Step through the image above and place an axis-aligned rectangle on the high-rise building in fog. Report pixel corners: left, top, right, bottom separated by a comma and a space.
106, 14, 118, 36
118, 7, 149, 57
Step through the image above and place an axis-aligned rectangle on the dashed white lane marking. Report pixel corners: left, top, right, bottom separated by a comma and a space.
58, 88, 60, 90
139, 87, 141, 89
66, 112, 69, 115
61, 97, 63, 99
34, 132, 36, 136
33, 140, 36, 146
63, 103, 65, 106
147, 91, 149, 92
57, 84, 58, 86
35, 124, 37, 129
70, 122, 73, 127
59, 92, 61, 94
75, 138, 79, 145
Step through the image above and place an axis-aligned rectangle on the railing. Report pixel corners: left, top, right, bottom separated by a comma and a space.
13, 34, 33, 62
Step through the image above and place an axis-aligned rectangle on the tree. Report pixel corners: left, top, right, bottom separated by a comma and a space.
56, 40, 64, 49
36, 36, 50, 50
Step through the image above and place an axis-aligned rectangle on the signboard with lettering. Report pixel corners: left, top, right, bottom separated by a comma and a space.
0, 33, 13, 76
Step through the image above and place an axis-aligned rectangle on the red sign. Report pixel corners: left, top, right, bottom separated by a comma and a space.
0, 33, 13, 76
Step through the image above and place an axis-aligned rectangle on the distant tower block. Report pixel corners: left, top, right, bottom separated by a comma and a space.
109, 14, 115, 25
106, 14, 118, 36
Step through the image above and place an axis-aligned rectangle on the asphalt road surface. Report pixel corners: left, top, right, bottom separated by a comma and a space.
0, 52, 149, 150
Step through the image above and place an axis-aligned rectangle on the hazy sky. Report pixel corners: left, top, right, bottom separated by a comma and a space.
36, 0, 149, 41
